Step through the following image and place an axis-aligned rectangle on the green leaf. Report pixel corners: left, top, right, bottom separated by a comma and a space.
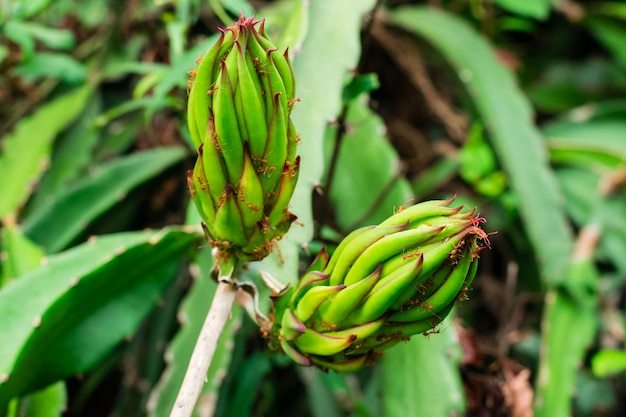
4, 0, 52, 19
381, 318, 465, 417
94, 97, 173, 127
153, 35, 219, 100
386, 6, 574, 283
553, 98, 626, 123
0, 85, 92, 219
592, 349, 626, 377
593, 2, 626, 20
16, 53, 87, 83
325, 93, 413, 230
23, 147, 188, 253
147, 247, 242, 417
73, 0, 110, 28
341, 73, 380, 103
0, 223, 45, 286
528, 81, 592, 113
535, 257, 599, 417
289, 0, 378, 244
227, 353, 272, 417
411, 157, 460, 200
261, 0, 308, 52
14, 382, 67, 417
220, 0, 254, 18
298, 368, 343, 417
3, 21, 36, 59
4, 21, 75, 56
0, 227, 199, 407
527, 60, 626, 113
459, 123, 499, 182
545, 120, 626, 169
587, 17, 626, 67
492, 0, 554, 20
165, 19, 186, 59
555, 169, 597, 228
94, 114, 145, 160
556, 168, 626, 274
25, 92, 103, 215
573, 373, 616, 417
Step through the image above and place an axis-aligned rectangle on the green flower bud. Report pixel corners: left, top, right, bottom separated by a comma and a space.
187, 15, 299, 264
266, 197, 489, 372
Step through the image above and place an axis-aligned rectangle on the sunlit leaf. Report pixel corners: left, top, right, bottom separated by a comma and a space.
0, 85, 92, 218
492, 0, 555, 20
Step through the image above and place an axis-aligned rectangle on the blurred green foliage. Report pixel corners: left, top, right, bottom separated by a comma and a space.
1, 0, 626, 416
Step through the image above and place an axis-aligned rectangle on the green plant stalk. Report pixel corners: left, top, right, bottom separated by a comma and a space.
169, 280, 237, 417
535, 225, 600, 417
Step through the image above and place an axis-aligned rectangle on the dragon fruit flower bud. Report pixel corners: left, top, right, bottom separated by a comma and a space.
187, 15, 299, 266
266, 197, 489, 372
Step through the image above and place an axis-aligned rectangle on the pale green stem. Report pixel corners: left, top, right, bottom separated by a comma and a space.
169, 280, 237, 417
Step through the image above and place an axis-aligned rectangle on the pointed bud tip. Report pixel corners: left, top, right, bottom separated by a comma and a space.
444, 192, 458, 206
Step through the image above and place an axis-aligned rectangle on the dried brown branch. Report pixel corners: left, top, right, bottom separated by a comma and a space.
370, 14, 468, 144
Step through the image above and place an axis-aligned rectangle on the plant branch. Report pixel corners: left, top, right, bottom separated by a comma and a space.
371, 14, 468, 144
169, 280, 237, 417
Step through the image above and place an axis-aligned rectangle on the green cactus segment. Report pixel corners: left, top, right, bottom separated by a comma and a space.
0, 223, 44, 286
0, 228, 200, 407
267, 197, 488, 372
187, 15, 299, 266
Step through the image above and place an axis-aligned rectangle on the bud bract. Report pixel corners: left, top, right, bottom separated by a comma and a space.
187, 15, 299, 263
266, 197, 489, 372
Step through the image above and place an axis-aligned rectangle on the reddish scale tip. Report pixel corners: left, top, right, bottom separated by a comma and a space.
235, 14, 261, 33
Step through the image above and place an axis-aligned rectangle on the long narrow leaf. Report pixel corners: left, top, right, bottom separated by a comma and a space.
289, 0, 378, 244
385, 6, 575, 283
23, 147, 187, 253
0, 85, 92, 218
26, 93, 103, 214
536, 246, 599, 417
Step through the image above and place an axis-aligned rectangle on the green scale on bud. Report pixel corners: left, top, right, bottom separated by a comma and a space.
187, 15, 300, 265
266, 197, 489, 372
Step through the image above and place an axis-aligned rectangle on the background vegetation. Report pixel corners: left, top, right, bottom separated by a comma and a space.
1, 0, 626, 416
